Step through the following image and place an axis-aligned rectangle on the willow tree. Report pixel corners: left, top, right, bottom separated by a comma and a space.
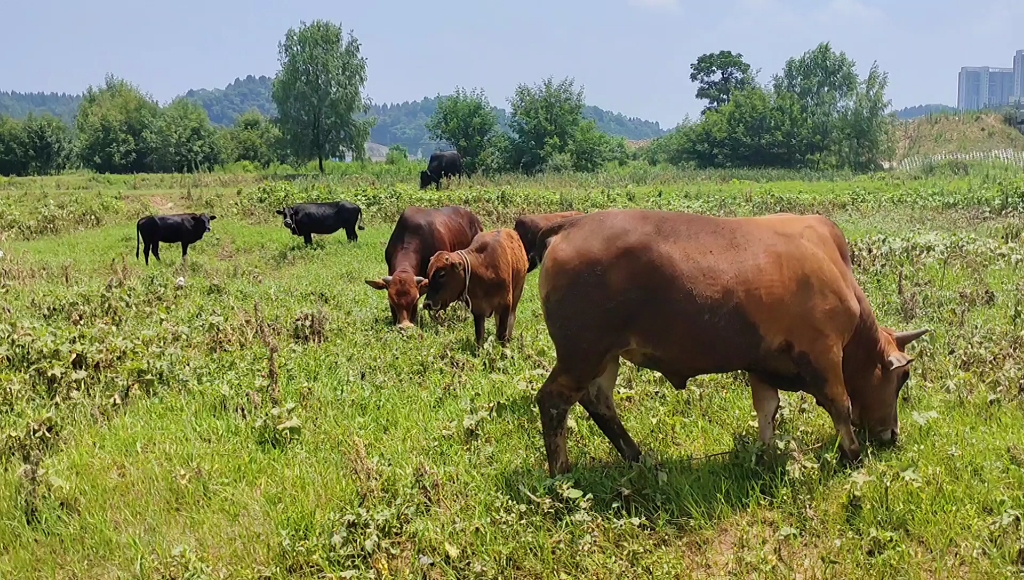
272, 20, 373, 173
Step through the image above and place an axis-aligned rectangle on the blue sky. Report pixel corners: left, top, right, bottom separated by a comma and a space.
2, 0, 1021, 126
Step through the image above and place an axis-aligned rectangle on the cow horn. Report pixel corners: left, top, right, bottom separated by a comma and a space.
894, 328, 929, 348
414, 276, 426, 284
382, 276, 393, 286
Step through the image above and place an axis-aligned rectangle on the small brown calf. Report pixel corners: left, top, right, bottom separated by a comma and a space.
422, 229, 528, 346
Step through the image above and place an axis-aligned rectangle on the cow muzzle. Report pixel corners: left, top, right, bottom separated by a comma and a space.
397, 320, 415, 330
283, 219, 294, 228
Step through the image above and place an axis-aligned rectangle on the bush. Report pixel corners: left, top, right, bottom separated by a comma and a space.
75, 75, 160, 174
385, 145, 408, 165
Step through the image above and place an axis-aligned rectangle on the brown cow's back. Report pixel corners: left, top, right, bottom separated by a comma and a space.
385, 206, 483, 275
539, 209, 861, 383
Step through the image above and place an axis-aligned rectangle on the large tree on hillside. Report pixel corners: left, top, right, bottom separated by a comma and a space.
425, 87, 498, 175
690, 51, 755, 114
507, 77, 586, 174
272, 20, 373, 173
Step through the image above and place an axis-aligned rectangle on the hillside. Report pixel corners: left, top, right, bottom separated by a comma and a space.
895, 111, 1024, 162
1, 77, 666, 154
893, 104, 957, 121
0, 91, 82, 125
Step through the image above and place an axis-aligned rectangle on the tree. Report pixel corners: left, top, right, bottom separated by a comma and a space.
75, 75, 160, 174
425, 87, 498, 175
690, 51, 755, 114
0, 115, 29, 176
222, 110, 283, 167
384, 144, 408, 165
151, 99, 222, 173
507, 77, 586, 174
272, 20, 373, 173
22, 114, 71, 175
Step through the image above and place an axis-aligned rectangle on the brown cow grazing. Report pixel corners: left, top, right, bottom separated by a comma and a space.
365, 206, 482, 328
533, 209, 929, 476
422, 229, 528, 346
513, 211, 584, 273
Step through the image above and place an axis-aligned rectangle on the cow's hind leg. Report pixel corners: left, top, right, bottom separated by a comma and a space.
151, 242, 161, 262
536, 363, 588, 476
578, 359, 641, 464
181, 243, 189, 265
749, 374, 781, 449
345, 226, 357, 242
143, 242, 152, 265
496, 304, 515, 344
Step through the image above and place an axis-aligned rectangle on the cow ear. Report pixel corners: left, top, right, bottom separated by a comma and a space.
365, 279, 388, 290
886, 352, 913, 371
275, 209, 284, 216
209, 215, 216, 221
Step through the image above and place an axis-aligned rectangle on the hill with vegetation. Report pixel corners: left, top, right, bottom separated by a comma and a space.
895, 111, 1024, 162
0, 91, 82, 125
1, 76, 665, 154
893, 104, 957, 121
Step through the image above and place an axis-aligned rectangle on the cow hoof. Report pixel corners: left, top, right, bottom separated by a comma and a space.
839, 445, 862, 464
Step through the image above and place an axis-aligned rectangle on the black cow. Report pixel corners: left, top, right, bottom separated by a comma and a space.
136, 213, 216, 265
275, 201, 365, 246
420, 151, 464, 190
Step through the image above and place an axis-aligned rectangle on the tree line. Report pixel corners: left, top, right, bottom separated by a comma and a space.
1, 22, 898, 177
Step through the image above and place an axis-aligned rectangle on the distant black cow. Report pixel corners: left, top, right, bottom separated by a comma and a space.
275, 201, 365, 246
420, 151, 464, 190
136, 213, 216, 265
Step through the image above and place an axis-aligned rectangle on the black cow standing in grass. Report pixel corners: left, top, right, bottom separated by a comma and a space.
419, 151, 464, 190
136, 213, 216, 265
275, 201, 365, 246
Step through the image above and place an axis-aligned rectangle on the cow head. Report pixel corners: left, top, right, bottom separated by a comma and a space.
195, 213, 216, 233
422, 251, 467, 313
848, 327, 929, 445
365, 271, 428, 329
275, 207, 298, 233
419, 171, 433, 190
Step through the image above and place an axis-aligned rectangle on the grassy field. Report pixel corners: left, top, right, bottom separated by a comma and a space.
2, 166, 1024, 578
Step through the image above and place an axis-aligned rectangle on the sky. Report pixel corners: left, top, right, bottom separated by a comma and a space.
2, 0, 1022, 127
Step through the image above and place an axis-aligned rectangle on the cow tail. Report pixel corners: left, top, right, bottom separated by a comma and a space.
136, 222, 141, 259
357, 207, 365, 230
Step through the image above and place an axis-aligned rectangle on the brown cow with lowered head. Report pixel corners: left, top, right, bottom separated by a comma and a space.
422, 229, 528, 346
533, 209, 929, 476
513, 211, 584, 273
365, 206, 482, 328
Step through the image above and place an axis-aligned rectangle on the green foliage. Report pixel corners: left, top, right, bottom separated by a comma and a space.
221, 110, 283, 168
0, 91, 82, 125
893, 104, 957, 121
182, 75, 276, 126
690, 51, 755, 113
384, 144, 408, 166
21, 114, 72, 175
426, 88, 498, 174
75, 75, 160, 174
149, 99, 222, 173
0, 115, 30, 177
272, 20, 374, 174
654, 43, 894, 172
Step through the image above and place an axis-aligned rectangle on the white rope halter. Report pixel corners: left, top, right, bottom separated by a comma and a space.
456, 249, 472, 312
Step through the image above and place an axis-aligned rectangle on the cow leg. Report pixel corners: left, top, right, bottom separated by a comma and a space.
151, 242, 161, 262
473, 313, 486, 346
496, 305, 514, 344
578, 359, 642, 464
804, 352, 861, 462
536, 364, 587, 476
303, 233, 313, 246
181, 243, 189, 265
143, 242, 151, 265
345, 226, 357, 242
749, 375, 780, 448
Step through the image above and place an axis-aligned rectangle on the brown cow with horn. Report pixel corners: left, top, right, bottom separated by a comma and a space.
532, 209, 929, 476
365, 206, 482, 328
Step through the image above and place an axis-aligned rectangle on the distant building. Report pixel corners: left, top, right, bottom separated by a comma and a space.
1015, 50, 1024, 99
958, 66, 1016, 110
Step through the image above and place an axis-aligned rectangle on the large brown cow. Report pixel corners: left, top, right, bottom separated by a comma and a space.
533, 209, 929, 476
513, 211, 584, 273
422, 229, 528, 346
365, 206, 482, 328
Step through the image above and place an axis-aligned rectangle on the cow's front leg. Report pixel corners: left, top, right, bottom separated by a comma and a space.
473, 313, 486, 346
749, 375, 780, 449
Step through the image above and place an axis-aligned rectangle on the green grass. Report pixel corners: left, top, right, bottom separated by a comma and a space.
2, 168, 1024, 578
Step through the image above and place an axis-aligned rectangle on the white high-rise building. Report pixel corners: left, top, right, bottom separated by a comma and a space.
1014, 50, 1024, 101
958, 66, 1016, 110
